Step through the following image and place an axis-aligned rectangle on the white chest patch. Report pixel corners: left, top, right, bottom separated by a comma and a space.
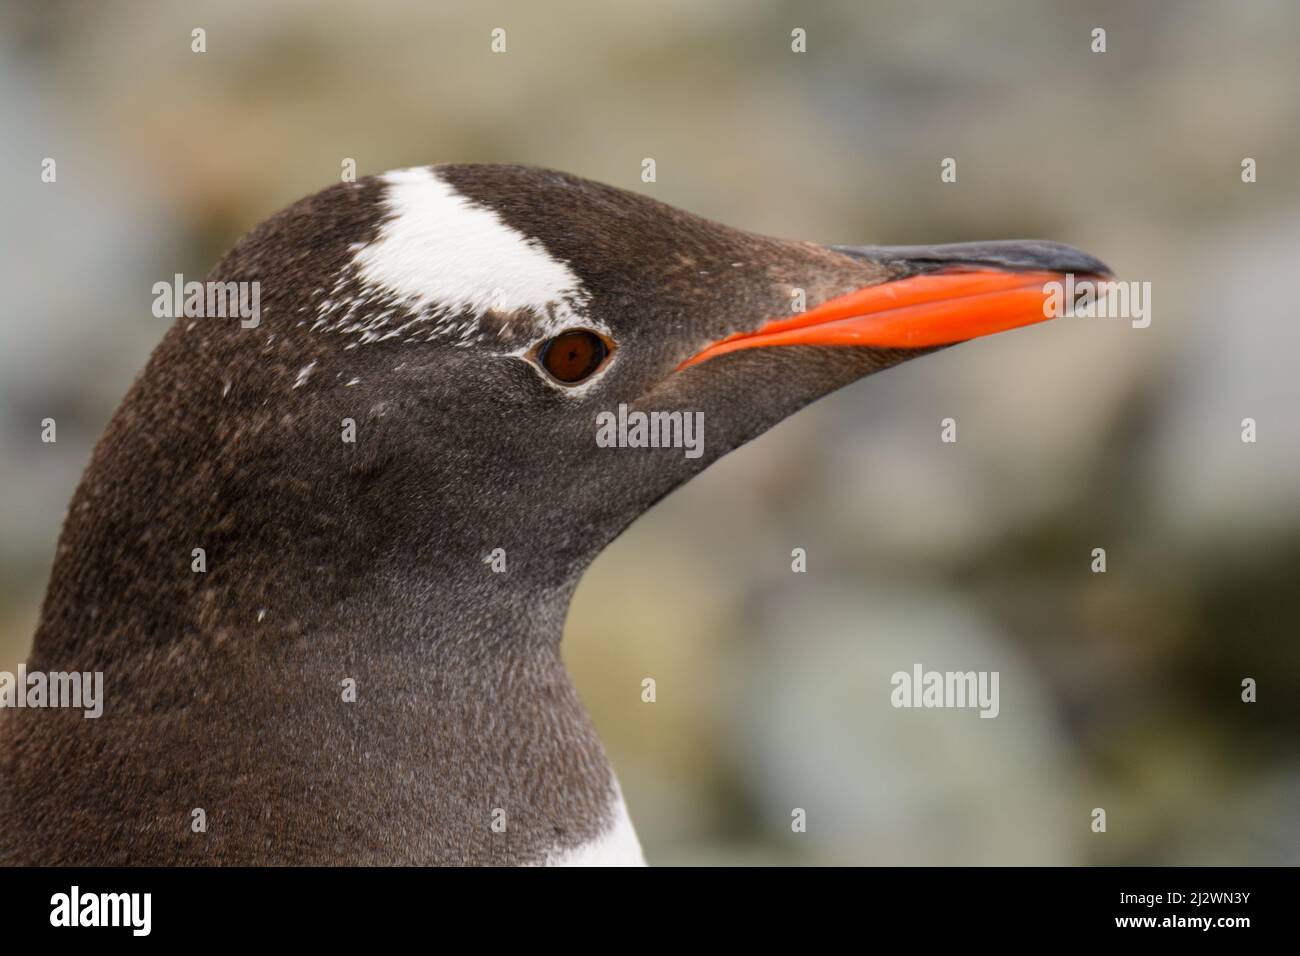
349, 166, 590, 341
541, 787, 646, 867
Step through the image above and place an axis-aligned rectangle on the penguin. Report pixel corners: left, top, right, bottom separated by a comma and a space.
0, 164, 1108, 866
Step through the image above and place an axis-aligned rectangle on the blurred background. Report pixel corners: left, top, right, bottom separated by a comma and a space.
2, 0, 1298, 865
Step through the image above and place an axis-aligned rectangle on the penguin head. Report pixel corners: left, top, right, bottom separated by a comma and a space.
203, 164, 1107, 591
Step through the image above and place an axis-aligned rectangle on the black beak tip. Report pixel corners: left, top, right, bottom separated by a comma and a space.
831, 240, 1113, 279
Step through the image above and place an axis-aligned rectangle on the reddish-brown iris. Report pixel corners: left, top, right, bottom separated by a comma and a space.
539, 329, 609, 384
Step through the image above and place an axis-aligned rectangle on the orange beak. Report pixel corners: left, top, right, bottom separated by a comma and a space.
678, 268, 1093, 371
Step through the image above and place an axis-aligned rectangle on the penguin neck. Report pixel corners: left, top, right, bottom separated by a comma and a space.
37, 476, 583, 694
31, 486, 620, 863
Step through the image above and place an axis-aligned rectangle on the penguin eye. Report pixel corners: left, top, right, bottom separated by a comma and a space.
537, 329, 611, 385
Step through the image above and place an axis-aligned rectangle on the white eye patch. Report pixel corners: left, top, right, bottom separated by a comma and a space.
351, 166, 595, 341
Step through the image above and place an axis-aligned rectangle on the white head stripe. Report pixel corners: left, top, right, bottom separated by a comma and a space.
352, 166, 588, 325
